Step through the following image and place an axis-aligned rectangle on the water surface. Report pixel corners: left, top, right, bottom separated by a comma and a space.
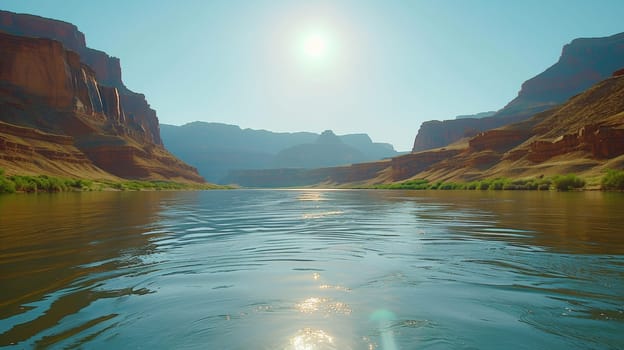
1, 190, 623, 349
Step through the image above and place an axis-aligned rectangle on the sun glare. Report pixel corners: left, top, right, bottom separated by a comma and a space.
303, 34, 327, 58
298, 30, 332, 64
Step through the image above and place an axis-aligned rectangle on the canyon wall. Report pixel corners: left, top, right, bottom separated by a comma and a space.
225, 75, 624, 187
413, 32, 624, 152
0, 10, 161, 146
0, 11, 203, 182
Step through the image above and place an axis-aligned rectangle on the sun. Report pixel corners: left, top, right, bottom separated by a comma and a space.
303, 34, 327, 59
295, 26, 337, 70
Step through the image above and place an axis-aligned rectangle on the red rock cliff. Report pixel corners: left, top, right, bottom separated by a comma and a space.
0, 10, 161, 146
413, 32, 624, 152
0, 13, 203, 182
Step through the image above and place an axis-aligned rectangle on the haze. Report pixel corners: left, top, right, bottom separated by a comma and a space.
3, 0, 623, 150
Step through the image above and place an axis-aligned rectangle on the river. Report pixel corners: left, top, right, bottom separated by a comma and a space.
0, 190, 622, 349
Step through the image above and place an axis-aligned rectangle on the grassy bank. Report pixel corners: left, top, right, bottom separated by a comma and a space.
0, 168, 227, 194
367, 170, 624, 192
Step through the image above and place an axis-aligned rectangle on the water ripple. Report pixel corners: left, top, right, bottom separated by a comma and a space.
1, 190, 623, 349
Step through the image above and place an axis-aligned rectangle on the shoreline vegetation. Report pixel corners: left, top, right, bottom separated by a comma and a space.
0, 168, 228, 194
364, 169, 624, 192
1, 167, 623, 194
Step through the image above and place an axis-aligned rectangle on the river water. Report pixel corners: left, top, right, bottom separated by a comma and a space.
0, 190, 623, 349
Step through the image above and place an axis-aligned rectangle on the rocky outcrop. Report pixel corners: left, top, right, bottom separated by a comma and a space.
612, 68, 624, 77
413, 32, 624, 152
527, 124, 624, 162
0, 121, 113, 178
0, 12, 203, 182
412, 114, 529, 151
468, 129, 532, 152
390, 149, 462, 181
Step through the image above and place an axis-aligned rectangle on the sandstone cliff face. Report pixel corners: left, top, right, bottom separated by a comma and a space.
390, 149, 461, 181
468, 129, 532, 153
0, 11, 124, 88
413, 32, 624, 152
503, 33, 624, 115
0, 121, 115, 178
0, 10, 161, 146
412, 114, 530, 151
423, 75, 624, 182
0, 12, 202, 182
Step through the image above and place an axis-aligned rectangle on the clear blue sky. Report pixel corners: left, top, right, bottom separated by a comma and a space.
2, 1, 624, 151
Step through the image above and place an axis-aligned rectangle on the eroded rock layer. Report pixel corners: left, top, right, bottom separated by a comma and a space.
0, 11, 203, 182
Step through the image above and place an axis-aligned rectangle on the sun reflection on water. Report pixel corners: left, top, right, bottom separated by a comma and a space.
297, 191, 326, 201
295, 297, 352, 315
296, 297, 325, 313
287, 328, 336, 350
302, 211, 344, 219
319, 284, 351, 292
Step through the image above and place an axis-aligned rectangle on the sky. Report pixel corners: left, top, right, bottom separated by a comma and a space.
2, 1, 624, 151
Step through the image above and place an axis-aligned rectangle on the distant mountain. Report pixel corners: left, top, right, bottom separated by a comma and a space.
161, 122, 398, 183
273, 130, 367, 169
413, 32, 624, 152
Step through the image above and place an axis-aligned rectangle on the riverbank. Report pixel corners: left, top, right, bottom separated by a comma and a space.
360, 170, 624, 192
0, 168, 229, 194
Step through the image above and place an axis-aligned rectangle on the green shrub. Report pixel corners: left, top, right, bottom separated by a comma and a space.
10, 176, 35, 192
538, 183, 550, 191
428, 182, 442, 190
488, 178, 507, 190
478, 180, 490, 190
438, 182, 455, 190
465, 182, 479, 190
0, 175, 15, 193
601, 169, 624, 191
71, 179, 93, 189
524, 180, 539, 190
503, 183, 520, 190
552, 174, 585, 191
